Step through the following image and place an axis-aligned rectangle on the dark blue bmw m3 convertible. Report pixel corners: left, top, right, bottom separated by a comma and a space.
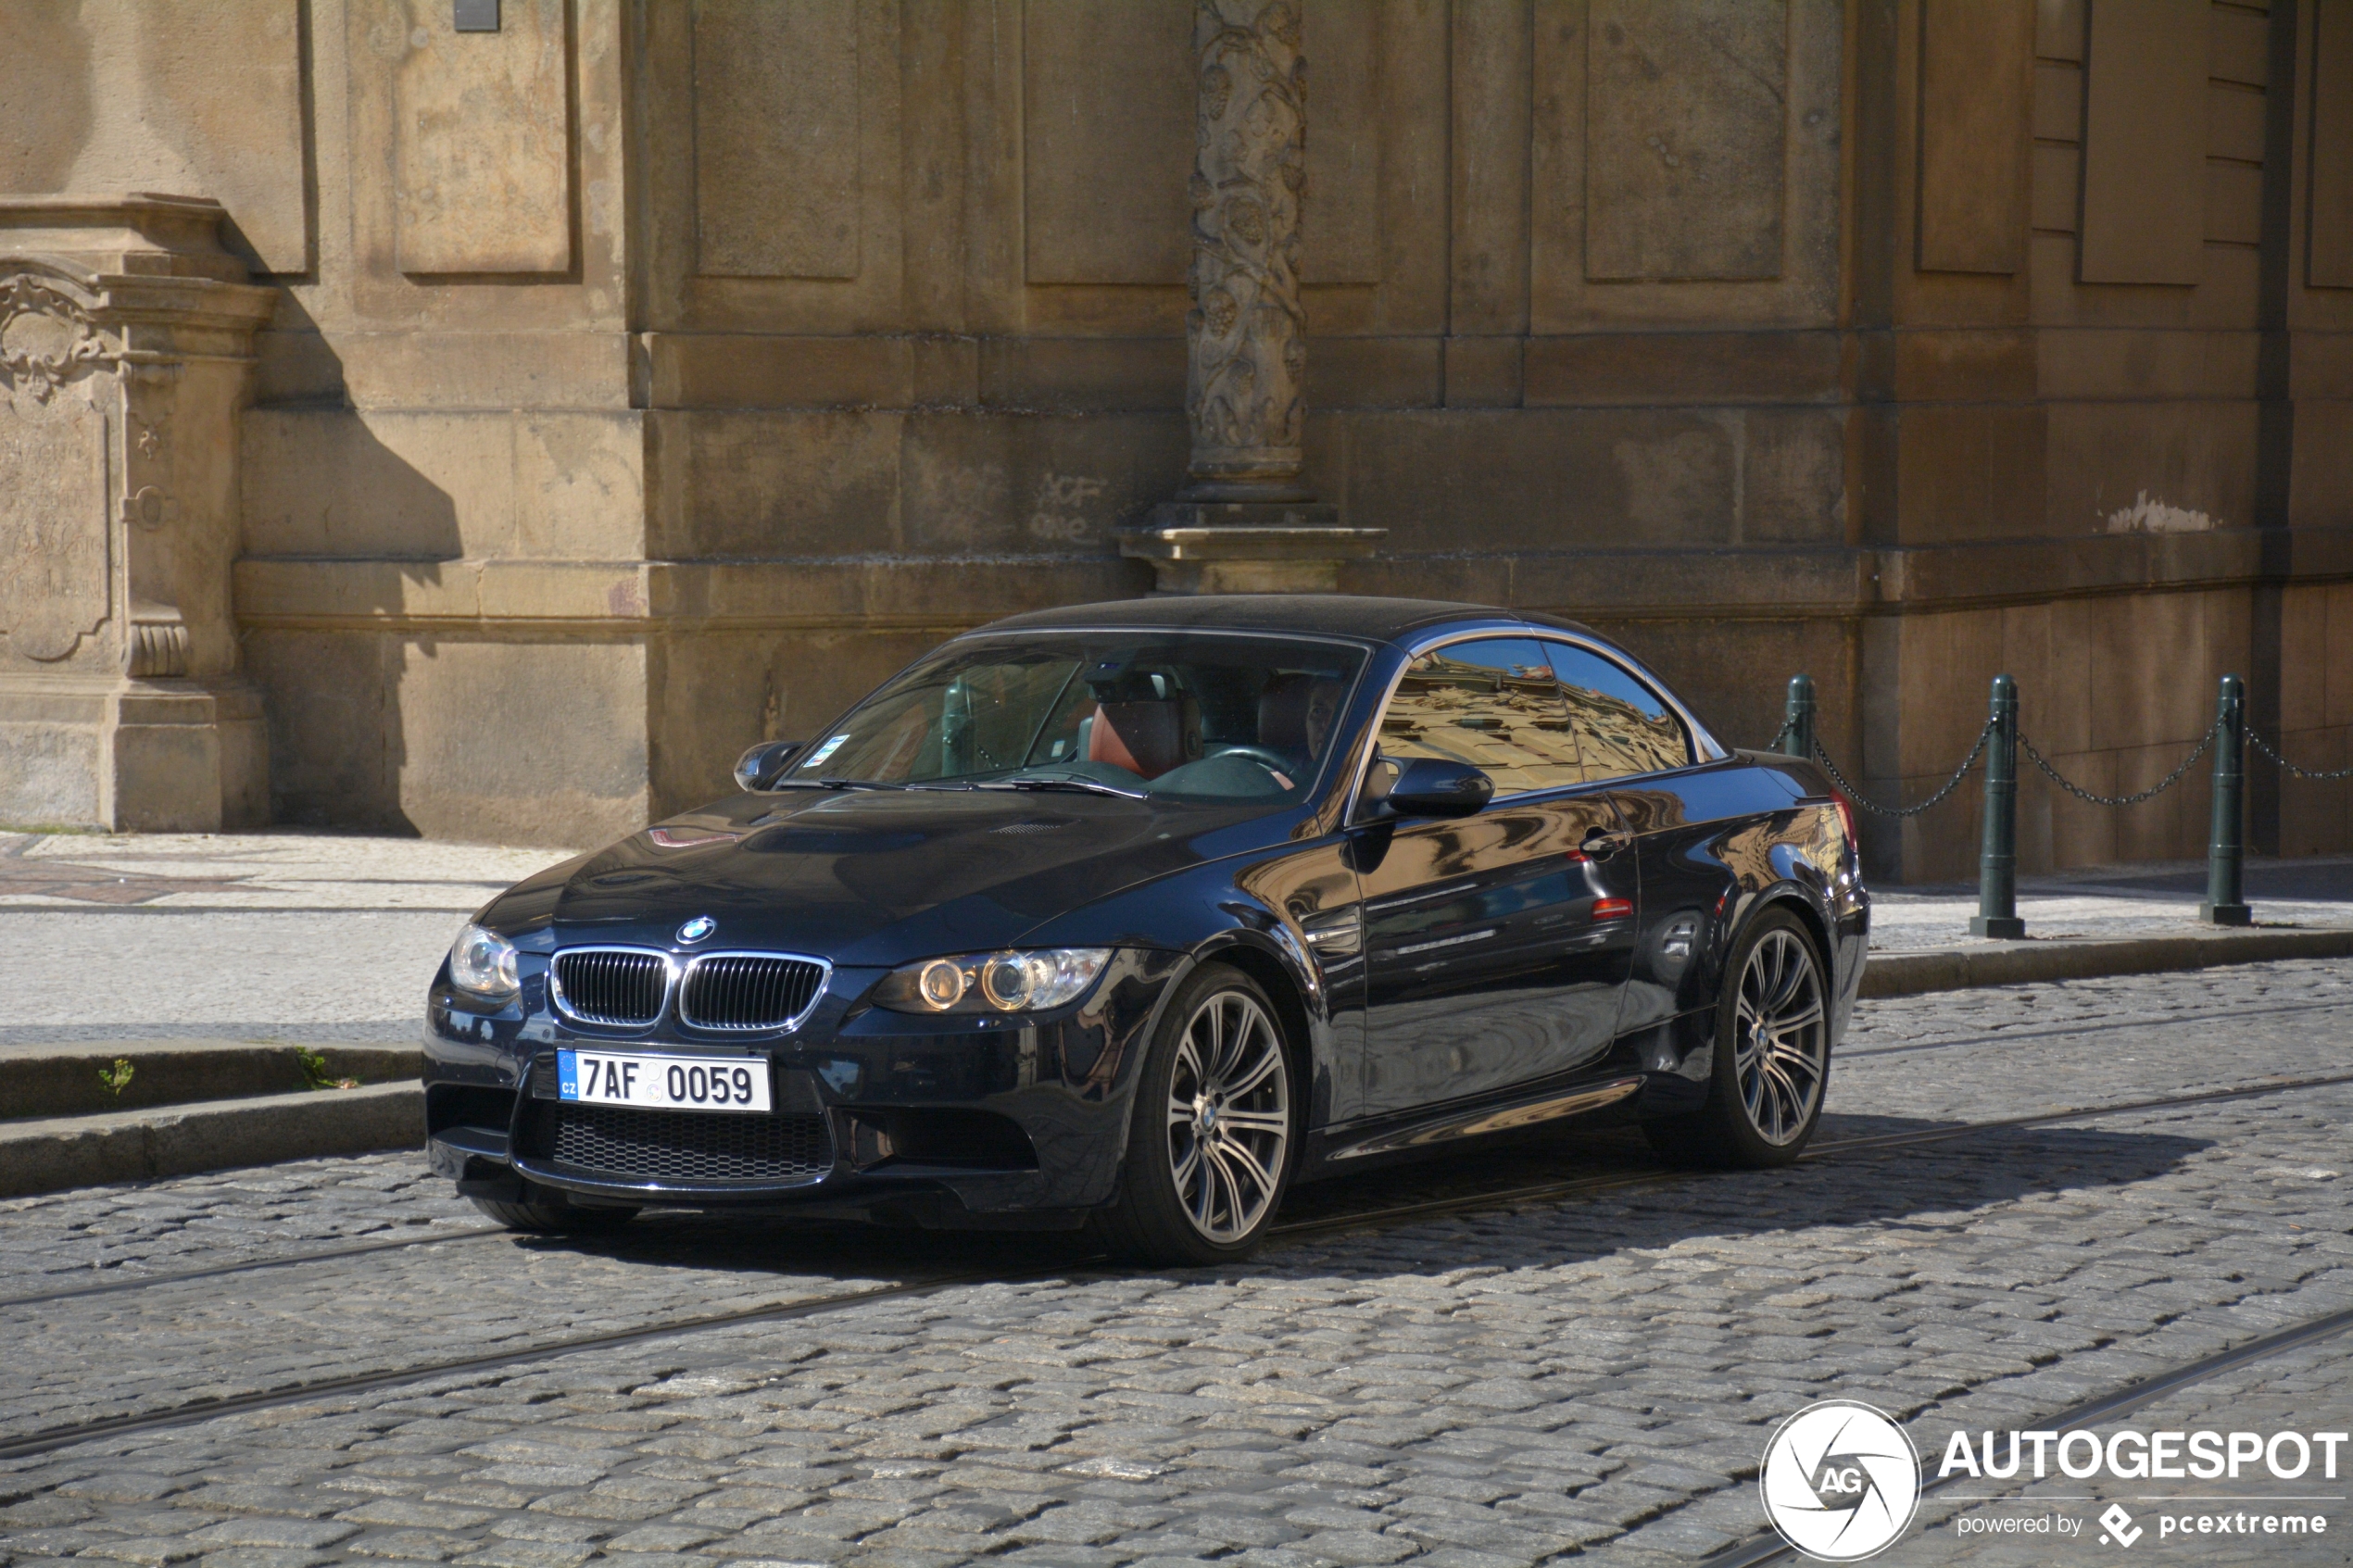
424, 596, 1869, 1264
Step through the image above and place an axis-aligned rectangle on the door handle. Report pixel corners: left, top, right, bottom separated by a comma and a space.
1581, 829, 1633, 858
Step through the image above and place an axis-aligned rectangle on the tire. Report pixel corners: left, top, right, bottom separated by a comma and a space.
1091, 961, 1299, 1267
1644, 907, 1831, 1169
468, 1194, 640, 1234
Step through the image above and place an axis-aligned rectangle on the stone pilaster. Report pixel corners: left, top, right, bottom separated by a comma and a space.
1183, 0, 1309, 501
0, 195, 278, 830
1124, 0, 1381, 593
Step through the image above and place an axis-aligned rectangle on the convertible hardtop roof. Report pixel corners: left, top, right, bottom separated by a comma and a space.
975, 594, 1603, 648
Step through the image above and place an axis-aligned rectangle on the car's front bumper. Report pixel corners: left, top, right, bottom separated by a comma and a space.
422, 947, 1187, 1224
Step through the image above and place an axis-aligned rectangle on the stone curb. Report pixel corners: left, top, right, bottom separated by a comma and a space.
0, 1082, 423, 1200
1860, 925, 2353, 998
1, 1042, 424, 1122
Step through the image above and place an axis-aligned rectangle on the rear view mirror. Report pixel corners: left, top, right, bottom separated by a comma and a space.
1381, 758, 1492, 819
734, 740, 802, 792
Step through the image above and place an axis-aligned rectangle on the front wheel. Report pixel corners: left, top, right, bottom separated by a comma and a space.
1091, 962, 1298, 1267
1644, 907, 1830, 1168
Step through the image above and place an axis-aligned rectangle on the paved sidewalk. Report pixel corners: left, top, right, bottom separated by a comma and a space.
0, 832, 577, 1048
1869, 855, 2353, 951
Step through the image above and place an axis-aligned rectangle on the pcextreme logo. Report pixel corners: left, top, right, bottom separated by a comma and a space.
1760, 1400, 1924, 1562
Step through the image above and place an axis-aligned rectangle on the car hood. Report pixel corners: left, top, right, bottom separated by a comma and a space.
481, 786, 1302, 965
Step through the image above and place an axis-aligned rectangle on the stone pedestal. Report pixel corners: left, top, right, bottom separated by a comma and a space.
1125, 503, 1384, 595
0, 195, 277, 830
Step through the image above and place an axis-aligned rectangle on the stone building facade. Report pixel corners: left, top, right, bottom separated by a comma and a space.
1, 0, 2349, 881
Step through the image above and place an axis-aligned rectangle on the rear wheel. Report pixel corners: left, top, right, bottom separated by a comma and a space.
1644, 907, 1829, 1168
468, 1193, 640, 1235
1092, 962, 1297, 1267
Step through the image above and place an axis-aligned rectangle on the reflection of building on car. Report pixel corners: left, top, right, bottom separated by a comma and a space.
1374, 639, 1693, 796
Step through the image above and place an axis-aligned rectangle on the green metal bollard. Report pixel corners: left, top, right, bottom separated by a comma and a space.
1969, 674, 2025, 939
1782, 674, 1816, 761
2200, 674, 2251, 925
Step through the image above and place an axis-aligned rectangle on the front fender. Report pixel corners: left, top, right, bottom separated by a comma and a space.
1012, 840, 1362, 1131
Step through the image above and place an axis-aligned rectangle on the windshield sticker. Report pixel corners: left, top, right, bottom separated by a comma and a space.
806, 734, 849, 767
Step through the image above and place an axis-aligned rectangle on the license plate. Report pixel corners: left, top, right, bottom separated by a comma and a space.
558, 1050, 772, 1113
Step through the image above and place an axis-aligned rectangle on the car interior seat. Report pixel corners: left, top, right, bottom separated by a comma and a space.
1086, 695, 1202, 779
1257, 674, 1315, 758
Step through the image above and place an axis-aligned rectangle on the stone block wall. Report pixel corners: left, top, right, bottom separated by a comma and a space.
3, 0, 2347, 879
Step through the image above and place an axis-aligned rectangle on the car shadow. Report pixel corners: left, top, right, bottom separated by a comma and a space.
505, 1110, 2211, 1286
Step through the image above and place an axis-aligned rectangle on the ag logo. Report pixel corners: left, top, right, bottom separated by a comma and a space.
1759, 1400, 1922, 1562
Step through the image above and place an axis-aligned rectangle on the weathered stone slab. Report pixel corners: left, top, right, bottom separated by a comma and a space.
1584, 0, 1789, 282
0, 383, 109, 664
393, 0, 573, 275
1021, 0, 1193, 285
691, 0, 862, 279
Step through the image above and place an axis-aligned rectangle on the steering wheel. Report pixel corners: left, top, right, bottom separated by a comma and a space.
1211, 746, 1304, 779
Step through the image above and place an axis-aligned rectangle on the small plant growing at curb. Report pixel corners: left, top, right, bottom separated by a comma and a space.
97, 1058, 134, 1098
296, 1046, 359, 1091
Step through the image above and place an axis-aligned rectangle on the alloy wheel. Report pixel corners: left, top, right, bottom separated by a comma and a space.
1732, 928, 1827, 1146
1164, 989, 1290, 1242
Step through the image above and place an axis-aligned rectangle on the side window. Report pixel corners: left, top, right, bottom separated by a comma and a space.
1544, 643, 1692, 780
1378, 637, 1583, 797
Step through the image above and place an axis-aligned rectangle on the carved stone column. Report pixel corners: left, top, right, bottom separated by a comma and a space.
1122, 0, 1381, 594
0, 195, 278, 830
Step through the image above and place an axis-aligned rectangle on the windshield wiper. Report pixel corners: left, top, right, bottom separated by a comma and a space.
769, 777, 903, 792
977, 775, 1147, 799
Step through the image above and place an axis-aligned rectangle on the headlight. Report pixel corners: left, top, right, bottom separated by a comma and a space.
874, 948, 1113, 1015
447, 922, 521, 1000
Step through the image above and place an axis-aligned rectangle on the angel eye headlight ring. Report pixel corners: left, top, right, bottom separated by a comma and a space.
876, 948, 1114, 1015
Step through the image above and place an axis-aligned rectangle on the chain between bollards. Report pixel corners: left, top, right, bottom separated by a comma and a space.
1770, 669, 2333, 935
1969, 675, 2025, 939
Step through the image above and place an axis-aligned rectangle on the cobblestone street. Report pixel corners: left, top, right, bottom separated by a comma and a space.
6, 960, 2352, 1567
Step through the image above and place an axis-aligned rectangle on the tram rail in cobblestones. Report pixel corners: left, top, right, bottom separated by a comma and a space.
0, 1223, 508, 1311
1698, 1300, 2353, 1567
6, 1067, 2352, 1466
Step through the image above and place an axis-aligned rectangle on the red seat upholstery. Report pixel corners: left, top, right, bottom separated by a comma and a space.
1087, 698, 1199, 779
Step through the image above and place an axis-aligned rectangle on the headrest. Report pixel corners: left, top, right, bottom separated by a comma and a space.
1258, 674, 1315, 754
1087, 697, 1200, 780
1259, 674, 1344, 757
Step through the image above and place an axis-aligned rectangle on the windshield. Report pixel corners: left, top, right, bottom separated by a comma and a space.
784, 633, 1367, 803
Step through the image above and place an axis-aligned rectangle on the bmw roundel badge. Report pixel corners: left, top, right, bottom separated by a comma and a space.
677, 915, 717, 945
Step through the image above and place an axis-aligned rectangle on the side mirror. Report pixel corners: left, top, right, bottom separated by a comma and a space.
1380, 758, 1492, 819
734, 740, 802, 792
